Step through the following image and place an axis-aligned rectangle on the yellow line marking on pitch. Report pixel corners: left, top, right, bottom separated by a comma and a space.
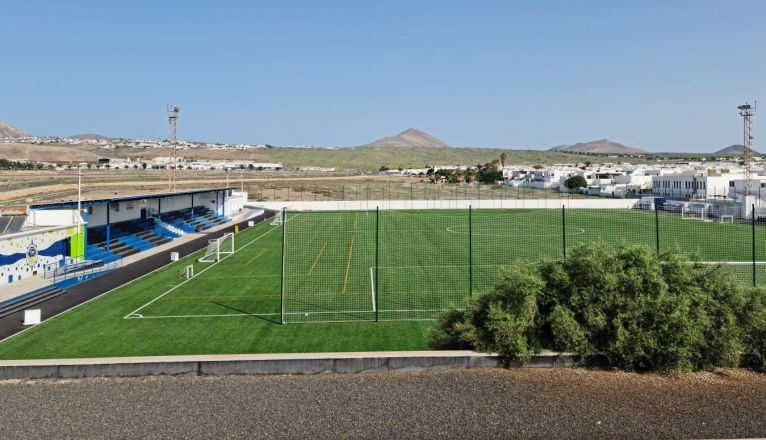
308, 241, 328, 275
245, 249, 267, 266
342, 234, 357, 294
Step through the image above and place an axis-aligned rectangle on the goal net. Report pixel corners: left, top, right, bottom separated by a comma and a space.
681, 205, 708, 221
720, 214, 734, 224
179, 264, 194, 279
270, 214, 283, 226
198, 232, 235, 262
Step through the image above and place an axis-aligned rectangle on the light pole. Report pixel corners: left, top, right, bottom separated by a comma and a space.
77, 166, 82, 214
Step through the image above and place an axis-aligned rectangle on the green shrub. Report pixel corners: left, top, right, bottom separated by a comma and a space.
743, 289, 766, 372
429, 242, 762, 372
548, 305, 591, 356
431, 262, 543, 363
427, 306, 476, 350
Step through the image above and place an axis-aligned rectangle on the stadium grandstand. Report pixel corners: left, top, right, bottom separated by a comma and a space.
0, 188, 257, 325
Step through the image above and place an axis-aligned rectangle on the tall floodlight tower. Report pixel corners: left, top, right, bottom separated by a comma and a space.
739, 102, 756, 197
167, 104, 181, 191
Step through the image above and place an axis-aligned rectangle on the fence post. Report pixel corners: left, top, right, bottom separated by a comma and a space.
280, 208, 286, 324
468, 205, 473, 299
562, 205, 567, 258
753, 204, 757, 287
375, 206, 380, 322
655, 207, 660, 256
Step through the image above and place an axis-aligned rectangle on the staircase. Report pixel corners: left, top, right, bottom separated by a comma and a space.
0, 285, 66, 319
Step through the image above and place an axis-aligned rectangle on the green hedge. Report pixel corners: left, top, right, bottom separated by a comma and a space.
429, 243, 766, 373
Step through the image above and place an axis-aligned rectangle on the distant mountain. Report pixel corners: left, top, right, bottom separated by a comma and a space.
715, 144, 758, 155
68, 133, 112, 141
0, 121, 30, 138
550, 139, 646, 155
359, 128, 450, 149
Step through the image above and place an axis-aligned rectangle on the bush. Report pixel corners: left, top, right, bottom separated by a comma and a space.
427, 307, 475, 350
430, 262, 543, 364
429, 243, 762, 372
743, 289, 766, 372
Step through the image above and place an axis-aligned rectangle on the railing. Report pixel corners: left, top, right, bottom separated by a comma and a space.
49, 257, 123, 286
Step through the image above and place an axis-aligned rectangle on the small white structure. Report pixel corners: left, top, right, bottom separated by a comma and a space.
23, 309, 41, 325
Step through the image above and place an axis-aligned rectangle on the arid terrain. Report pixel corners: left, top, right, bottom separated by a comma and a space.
0, 170, 569, 206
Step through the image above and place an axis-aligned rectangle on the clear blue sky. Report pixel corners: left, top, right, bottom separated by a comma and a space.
2, 0, 764, 152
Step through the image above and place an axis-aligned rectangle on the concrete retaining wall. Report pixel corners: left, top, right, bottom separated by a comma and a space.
0, 350, 574, 379
255, 199, 637, 212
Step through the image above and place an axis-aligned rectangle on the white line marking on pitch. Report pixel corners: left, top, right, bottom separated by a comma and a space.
123, 218, 296, 320
370, 266, 376, 312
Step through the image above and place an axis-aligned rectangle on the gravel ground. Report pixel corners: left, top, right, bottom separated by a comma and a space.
1, 368, 765, 439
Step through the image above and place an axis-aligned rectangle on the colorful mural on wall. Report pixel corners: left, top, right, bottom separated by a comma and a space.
0, 225, 85, 285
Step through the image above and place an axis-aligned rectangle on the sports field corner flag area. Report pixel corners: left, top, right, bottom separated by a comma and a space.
0, 204, 763, 360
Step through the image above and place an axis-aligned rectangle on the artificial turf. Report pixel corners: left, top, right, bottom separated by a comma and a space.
0, 207, 761, 359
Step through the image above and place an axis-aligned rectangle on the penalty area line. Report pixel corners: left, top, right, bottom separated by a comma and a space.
123, 216, 297, 320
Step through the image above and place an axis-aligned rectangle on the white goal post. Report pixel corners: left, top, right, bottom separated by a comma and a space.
720, 214, 734, 224
179, 264, 194, 279
681, 204, 710, 222
270, 214, 283, 226
198, 232, 235, 263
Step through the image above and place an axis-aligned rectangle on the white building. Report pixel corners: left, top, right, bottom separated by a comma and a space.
651, 172, 741, 200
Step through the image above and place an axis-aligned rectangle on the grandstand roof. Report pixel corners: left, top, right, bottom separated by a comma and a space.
31, 187, 237, 210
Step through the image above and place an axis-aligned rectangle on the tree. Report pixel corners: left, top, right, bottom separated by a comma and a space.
532, 164, 543, 170
500, 152, 507, 168
564, 175, 588, 190
141, 162, 147, 170
379, 165, 390, 172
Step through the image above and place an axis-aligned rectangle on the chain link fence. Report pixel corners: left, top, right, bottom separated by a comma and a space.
279, 204, 764, 323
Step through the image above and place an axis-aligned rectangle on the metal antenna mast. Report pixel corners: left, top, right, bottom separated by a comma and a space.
739, 102, 756, 197
167, 104, 181, 191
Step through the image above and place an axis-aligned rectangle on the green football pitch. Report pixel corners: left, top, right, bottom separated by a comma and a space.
0, 208, 763, 359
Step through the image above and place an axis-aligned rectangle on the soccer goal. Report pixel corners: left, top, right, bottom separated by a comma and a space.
198, 232, 235, 263
720, 214, 735, 224
179, 264, 194, 279
270, 214, 283, 226
681, 205, 709, 221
